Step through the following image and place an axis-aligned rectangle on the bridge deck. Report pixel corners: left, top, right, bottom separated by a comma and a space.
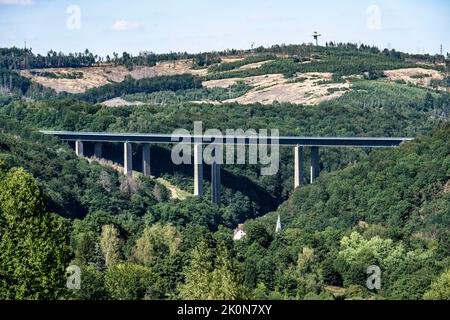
40, 131, 414, 148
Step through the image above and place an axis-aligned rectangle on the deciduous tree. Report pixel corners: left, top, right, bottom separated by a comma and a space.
131, 223, 181, 266
0, 167, 70, 299
100, 224, 122, 268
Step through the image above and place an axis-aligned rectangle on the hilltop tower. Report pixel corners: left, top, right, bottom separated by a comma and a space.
312, 31, 321, 46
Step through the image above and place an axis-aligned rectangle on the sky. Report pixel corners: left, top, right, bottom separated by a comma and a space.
0, 0, 449, 57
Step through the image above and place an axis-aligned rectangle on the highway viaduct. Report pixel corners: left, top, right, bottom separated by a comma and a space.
41, 131, 414, 205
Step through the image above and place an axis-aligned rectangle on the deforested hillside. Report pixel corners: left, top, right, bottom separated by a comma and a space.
2, 44, 449, 106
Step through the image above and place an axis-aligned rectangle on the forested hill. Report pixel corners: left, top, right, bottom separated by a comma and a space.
1, 90, 448, 222
0, 43, 449, 300
241, 123, 450, 300
2, 119, 448, 300
273, 122, 449, 240
275, 122, 450, 233
1, 43, 448, 105
0, 115, 171, 219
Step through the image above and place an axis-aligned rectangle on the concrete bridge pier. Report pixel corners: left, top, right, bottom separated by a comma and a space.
142, 144, 151, 176
124, 142, 132, 177
211, 162, 221, 205
310, 146, 320, 183
294, 145, 304, 188
194, 143, 204, 196
94, 143, 102, 159
210, 144, 221, 205
75, 140, 84, 157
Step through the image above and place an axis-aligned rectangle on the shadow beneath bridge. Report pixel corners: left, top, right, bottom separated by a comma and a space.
76, 141, 280, 215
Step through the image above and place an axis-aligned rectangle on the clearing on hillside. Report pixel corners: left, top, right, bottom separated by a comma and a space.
384, 67, 445, 90
101, 97, 145, 107
203, 72, 350, 105
20, 60, 208, 94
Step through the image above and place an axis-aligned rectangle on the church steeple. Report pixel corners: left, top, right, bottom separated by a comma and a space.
275, 214, 282, 233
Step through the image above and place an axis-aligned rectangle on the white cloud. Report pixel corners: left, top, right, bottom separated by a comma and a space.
111, 20, 142, 31
0, 0, 34, 5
